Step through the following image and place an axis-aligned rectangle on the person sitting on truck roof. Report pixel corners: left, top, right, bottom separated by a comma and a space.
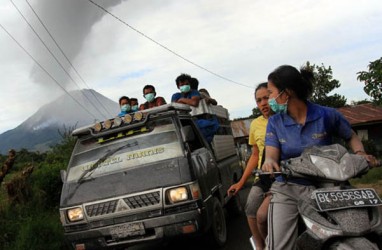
171, 73, 200, 107
190, 77, 199, 90
117, 96, 130, 116
199, 88, 218, 105
130, 98, 139, 112
139, 85, 167, 110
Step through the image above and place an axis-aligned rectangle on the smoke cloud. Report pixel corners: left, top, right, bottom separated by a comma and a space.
27, 0, 123, 89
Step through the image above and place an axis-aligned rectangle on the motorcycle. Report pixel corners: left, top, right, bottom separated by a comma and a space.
255, 144, 382, 250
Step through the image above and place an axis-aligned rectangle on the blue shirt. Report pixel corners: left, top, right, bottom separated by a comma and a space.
265, 102, 353, 160
117, 111, 128, 117
171, 89, 200, 102
265, 102, 352, 183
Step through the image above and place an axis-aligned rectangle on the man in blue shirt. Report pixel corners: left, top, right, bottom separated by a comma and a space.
171, 73, 200, 107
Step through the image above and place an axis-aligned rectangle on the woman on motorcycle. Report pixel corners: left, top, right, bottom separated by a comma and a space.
228, 82, 272, 250
262, 65, 378, 250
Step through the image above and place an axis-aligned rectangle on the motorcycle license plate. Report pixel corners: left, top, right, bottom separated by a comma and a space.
314, 188, 382, 211
110, 222, 145, 239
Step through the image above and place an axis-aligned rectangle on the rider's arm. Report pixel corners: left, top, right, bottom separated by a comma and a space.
347, 130, 365, 153
227, 144, 260, 195
177, 96, 200, 107
347, 130, 379, 167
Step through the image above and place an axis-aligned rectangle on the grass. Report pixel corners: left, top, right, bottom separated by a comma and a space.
351, 167, 382, 197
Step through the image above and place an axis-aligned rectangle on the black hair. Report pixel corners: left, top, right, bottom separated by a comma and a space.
255, 82, 268, 94
119, 96, 129, 105
143, 84, 155, 94
175, 73, 192, 87
199, 88, 210, 96
268, 65, 313, 100
130, 98, 138, 103
190, 77, 199, 90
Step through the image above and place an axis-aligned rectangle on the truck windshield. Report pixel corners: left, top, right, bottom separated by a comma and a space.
66, 118, 183, 182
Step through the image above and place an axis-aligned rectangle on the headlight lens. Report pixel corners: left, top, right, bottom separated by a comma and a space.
67, 207, 84, 222
94, 122, 102, 132
167, 187, 189, 204
123, 114, 132, 124
134, 111, 144, 121
104, 119, 112, 130
114, 116, 122, 127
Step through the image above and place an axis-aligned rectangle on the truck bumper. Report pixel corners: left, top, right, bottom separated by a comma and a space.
65, 208, 203, 249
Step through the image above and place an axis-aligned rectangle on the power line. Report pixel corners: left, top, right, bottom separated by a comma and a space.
25, 0, 115, 116
10, 0, 110, 119
0, 22, 99, 120
86, 0, 253, 89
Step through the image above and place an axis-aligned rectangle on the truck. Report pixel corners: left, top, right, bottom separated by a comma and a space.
59, 100, 243, 250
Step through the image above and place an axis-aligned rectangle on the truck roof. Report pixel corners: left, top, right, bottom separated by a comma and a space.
72, 101, 230, 137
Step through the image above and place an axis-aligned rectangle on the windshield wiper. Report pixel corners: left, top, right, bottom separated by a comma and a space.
77, 141, 138, 183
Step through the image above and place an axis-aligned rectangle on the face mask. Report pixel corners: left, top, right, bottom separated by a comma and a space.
180, 85, 191, 93
144, 93, 155, 102
131, 105, 138, 112
268, 91, 288, 114
121, 104, 130, 112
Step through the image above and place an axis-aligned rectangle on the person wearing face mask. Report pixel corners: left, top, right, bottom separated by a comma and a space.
227, 82, 272, 250
129, 98, 139, 112
262, 65, 379, 250
139, 85, 167, 110
171, 73, 200, 107
117, 96, 130, 117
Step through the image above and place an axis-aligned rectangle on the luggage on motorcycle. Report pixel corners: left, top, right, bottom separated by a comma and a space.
281, 144, 369, 182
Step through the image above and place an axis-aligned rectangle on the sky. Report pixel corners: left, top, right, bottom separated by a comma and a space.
0, 0, 381, 134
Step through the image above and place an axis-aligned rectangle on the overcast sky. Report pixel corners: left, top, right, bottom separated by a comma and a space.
0, 0, 381, 134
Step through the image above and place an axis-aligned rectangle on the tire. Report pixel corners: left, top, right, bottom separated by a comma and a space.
207, 197, 227, 247
226, 193, 243, 217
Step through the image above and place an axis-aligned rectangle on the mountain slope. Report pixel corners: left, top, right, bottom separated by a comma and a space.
0, 89, 118, 154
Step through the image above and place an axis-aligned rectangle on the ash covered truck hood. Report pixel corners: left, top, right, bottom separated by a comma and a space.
60, 157, 190, 207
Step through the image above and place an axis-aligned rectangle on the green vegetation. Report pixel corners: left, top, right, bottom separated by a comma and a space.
357, 57, 382, 106
0, 132, 75, 250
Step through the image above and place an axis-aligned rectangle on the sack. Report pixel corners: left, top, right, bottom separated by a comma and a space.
281, 144, 369, 182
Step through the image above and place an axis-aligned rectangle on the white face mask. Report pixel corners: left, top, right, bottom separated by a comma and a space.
268, 91, 288, 114
144, 93, 155, 102
121, 104, 130, 112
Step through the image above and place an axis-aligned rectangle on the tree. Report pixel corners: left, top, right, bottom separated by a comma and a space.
357, 57, 382, 105
303, 61, 347, 108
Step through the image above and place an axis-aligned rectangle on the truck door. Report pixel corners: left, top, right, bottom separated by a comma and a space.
180, 119, 220, 201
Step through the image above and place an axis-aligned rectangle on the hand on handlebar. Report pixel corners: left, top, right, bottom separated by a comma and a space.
261, 159, 280, 178
358, 153, 381, 168
227, 182, 242, 196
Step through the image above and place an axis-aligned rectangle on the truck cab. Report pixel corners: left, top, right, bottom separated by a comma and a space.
59, 101, 242, 249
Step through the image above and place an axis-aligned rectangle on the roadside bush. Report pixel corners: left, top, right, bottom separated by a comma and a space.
31, 162, 65, 208
12, 212, 67, 250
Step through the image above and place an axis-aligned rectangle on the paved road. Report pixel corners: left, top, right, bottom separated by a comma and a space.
128, 186, 252, 250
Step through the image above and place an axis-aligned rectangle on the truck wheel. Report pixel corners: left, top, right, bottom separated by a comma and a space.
226, 193, 243, 217
208, 197, 227, 247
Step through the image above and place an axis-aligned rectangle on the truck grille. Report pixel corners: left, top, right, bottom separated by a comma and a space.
123, 191, 160, 209
85, 190, 161, 218
86, 200, 118, 217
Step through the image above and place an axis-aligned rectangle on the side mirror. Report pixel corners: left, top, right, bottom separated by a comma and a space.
181, 125, 195, 143
60, 170, 67, 183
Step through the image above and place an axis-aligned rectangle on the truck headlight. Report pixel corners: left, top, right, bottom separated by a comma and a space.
67, 207, 84, 222
167, 187, 189, 204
